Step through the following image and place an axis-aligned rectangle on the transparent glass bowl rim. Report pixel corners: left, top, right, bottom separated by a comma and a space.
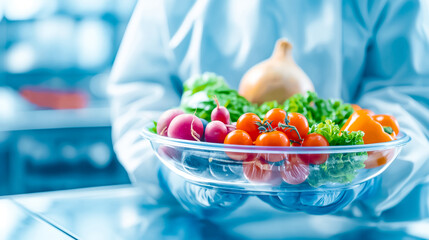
141, 123, 411, 154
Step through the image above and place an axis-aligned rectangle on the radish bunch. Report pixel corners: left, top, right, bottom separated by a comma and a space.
156, 98, 232, 143
168, 114, 204, 141
211, 96, 230, 124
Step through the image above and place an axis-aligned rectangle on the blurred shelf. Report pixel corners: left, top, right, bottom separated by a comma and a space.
0, 107, 111, 131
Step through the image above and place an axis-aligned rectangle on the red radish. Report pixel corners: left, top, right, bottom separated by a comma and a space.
211, 96, 230, 124
281, 155, 309, 185
157, 109, 184, 136
205, 121, 228, 143
225, 124, 237, 134
167, 114, 204, 141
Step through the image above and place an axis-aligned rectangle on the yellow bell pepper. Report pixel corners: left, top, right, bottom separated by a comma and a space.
341, 110, 395, 144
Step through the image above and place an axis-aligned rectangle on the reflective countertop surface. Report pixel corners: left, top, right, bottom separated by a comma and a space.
1, 185, 429, 240
0, 200, 77, 240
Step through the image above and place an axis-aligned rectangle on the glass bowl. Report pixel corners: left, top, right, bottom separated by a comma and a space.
141, 124, 410, 216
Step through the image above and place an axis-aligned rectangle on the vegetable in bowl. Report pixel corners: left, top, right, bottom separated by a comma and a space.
180, 72, 355, 128
306, 120, 367, 187
180, 73, 257, 122
146, 72, 403, 187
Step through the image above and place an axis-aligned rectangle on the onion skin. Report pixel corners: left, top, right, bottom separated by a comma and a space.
238, 39, 314, 105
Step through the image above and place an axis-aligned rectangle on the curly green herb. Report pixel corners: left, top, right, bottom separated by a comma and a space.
307, 120, 367, 187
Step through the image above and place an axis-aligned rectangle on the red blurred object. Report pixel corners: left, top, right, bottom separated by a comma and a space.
20, 87, 88, 109
281, 155, 309, 185
243, 157, 283, 185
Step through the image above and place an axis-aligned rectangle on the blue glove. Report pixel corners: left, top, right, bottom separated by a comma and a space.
181, 151, 244, 181
159, 164, 247, 218
259, 179, 374, 215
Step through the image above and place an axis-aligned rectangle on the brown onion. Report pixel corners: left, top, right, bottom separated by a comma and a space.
238, 39, 314, 104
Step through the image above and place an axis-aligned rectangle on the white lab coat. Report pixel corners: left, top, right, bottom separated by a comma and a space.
108, 0, 429, 231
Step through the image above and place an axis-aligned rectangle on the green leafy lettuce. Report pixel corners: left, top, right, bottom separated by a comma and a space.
283, 92, 354, 127
309, 120, 365, 145
256, 101, 285, 118
180, 73, 258, 122
306, 120, 367, 187
180, 73, 354, 127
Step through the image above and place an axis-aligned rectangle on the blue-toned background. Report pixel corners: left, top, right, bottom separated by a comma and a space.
0, 0, 138, 195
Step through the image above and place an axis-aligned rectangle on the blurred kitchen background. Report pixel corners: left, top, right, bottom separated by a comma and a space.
0, 0, 138, 195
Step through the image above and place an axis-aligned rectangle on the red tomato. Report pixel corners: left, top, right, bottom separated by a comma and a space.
224, 130, 253, 145
243, 157, 282, 185
281, 113, 309, 142
236, 113, 262, 141
299, 133, 330, 165
302, 133, 329, 147
281, 155, 309, 185
255, 131, 290, 146
263, 108, 287, 129
255, 131, 289, 162
224, 130, 256, 161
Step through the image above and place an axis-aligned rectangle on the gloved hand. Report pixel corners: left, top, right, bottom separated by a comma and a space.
258, 179, 374, 215
158, 151, 248, 218
160, 146, 375, 216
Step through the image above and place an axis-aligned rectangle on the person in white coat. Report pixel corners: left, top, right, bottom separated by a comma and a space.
108, 0, 429, 237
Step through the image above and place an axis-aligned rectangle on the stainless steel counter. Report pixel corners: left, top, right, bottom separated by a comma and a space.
1, 185, 428, 240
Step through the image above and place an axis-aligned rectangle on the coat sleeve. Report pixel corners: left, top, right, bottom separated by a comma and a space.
352, 0, 429, 218
107, 0, 182, 199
